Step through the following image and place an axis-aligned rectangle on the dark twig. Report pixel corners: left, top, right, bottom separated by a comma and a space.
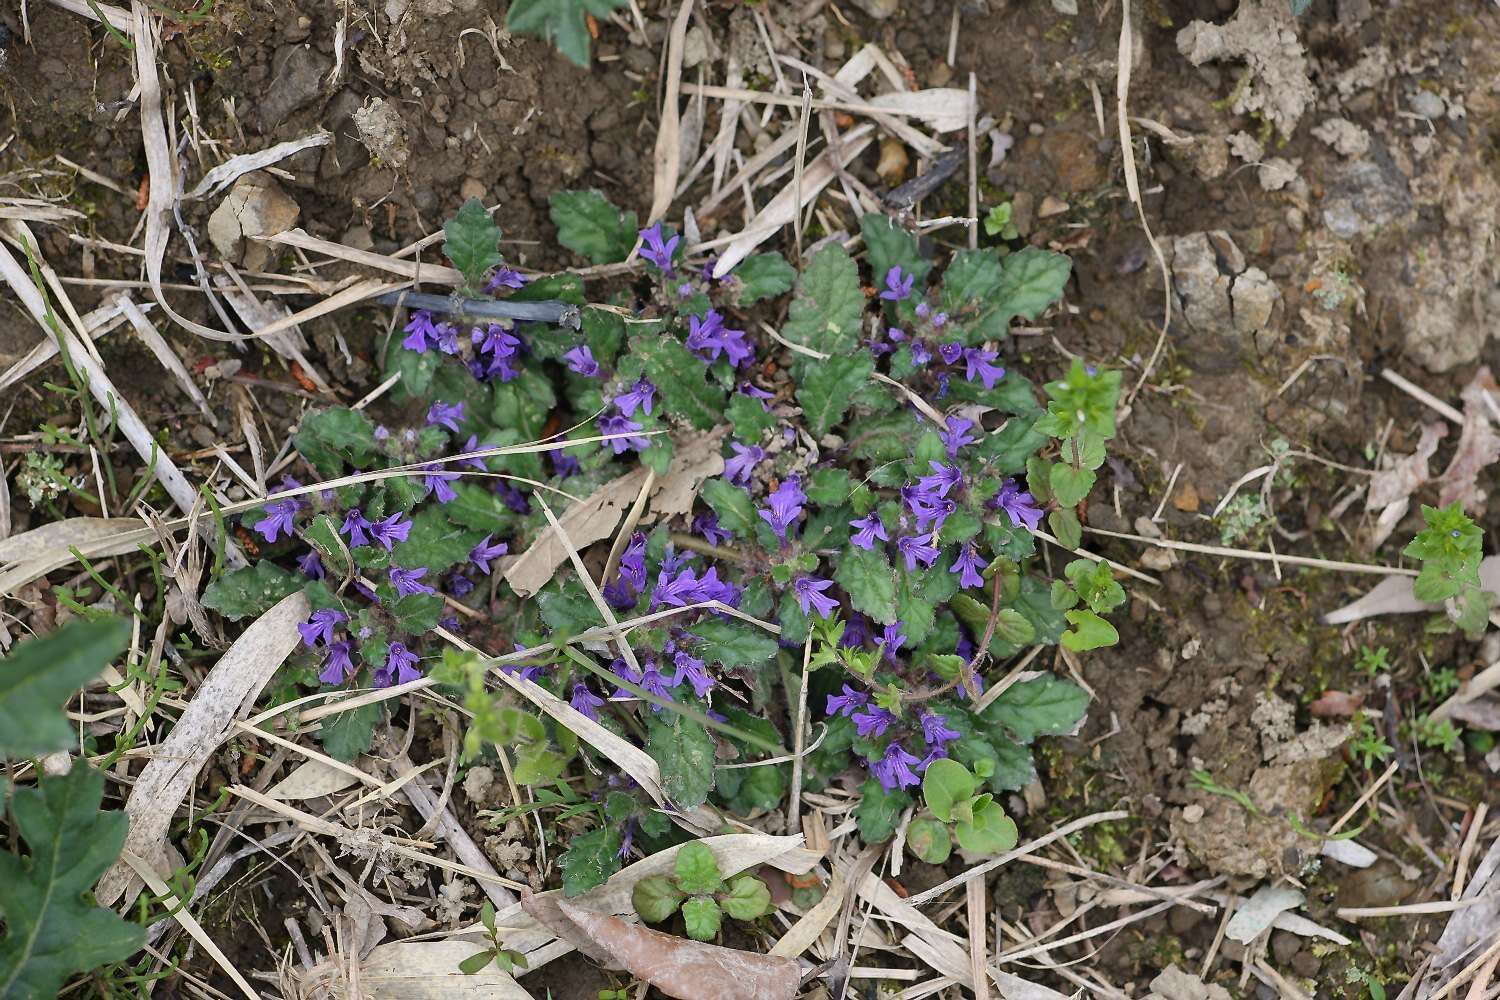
376, 291, 581, 329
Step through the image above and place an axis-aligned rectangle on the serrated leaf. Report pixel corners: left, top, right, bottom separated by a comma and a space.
733, 253, 797, 305
700, 478, 757, 536
805, 468, 852, 506
673, 841, 723, 894
317, 701, 382, 762
0, 766, 144, 998
797, 354, 874, 437
202, 562, 301, 621
559, 825, 622, 897
921, 758, 978, 824
393, 506, 485, 575
782, 245, 864, 356
646, 715, 715, 808
982, 674, 1089, 744
688, 619, 777, 668
296, 407, 378, 477
1061, 609, 1117, 651
906, 816, 952, 865
632, 875, 686, 923
384, 330, 442, 401
0, 618, 128, 758
861, 214, 933, 288
726, 394, 778, 441
681, 896, 721, 941
443, 197, 502, 291
627, 337, 726, 430
721, 875, 772, 920
995, 246, 1071, 323
444, 483, 517, 534
505, 0, 627, 67
853, 778, 910, 843
1049, 464, 1095, 507
835, 545, 898, 625
550, 190, 639, 264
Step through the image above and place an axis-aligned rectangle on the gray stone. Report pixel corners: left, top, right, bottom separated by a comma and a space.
1322, 158, 1411, 239
207, 174, 300, 271
1232, 267, 1280, 336
1409, 90, 1445, 119
261, 45, 331, 131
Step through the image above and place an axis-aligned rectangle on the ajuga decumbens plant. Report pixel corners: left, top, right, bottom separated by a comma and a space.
202, 192, 1125, 908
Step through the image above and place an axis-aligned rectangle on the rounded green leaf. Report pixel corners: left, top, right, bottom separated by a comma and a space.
906, 816, 952, 865
632, 875, 687, 923
673, 841, 723, 895
921, 758, 978, 824
720, 875, 772, 921
955, 798, 1019, 855
681, 896, 722, 941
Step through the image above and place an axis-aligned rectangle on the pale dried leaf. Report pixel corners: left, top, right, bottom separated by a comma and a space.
0, 518, 152, 598
1225, 884, 1303, 943
864, 88, 975, 132
97, 590, 310, 907
1446, 696, 1500, 730
994, 971, 1072, 1000
648, 427, 727, 517
1151, 966, 1232, 1000
1319, 838, 1377, 869
1323, 555, 1500, 625
1366, 422, 1445, 510
302, 941, 534, 999
1422, 835, 1500, 993
267, 759, 363, 801
648, 1, 697, 225
186, 133, 332, 201
1436, 366, 1500, 509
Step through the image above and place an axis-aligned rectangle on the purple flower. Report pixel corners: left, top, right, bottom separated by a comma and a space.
919, 462, 963, 498
421, 463, 461, 504
570, 683, 606, 720
918, 747, 950, 772
603, 578, 635, 609
564, 345, 600, 376
724, 443, 765, 486
897, 533, 941, 571
478, 325, 521, 359
904, 485, 952, 532
637, 661, 673, 705
487, 266, 528, 292
841, 613, 872, 648
920, 711, 962, 749
757, 476, 806, 543
298, 608, 347, 648
390, 565, 436, 597
496, 483, 531, 513
297, 550, 325, 580
937, 342, 964, 366
618, 533, 648, 592
685, 310, 752, 366
793, 576, 840, 618
678, 282, 695, 298
552, 449, 581, 478
880, 622, 907, 663
672, 651, 715, 698
449, 574, 475, 598
910, 340, 932, 366
638, 222, 680, 275
341, 508, 373, 546
932, 312, 949, 328
652, 566, 737, 609
826, 684, 869, 717
470, 535, 509, 575
693, 512, 732, 546
916, 302, 931, 318
738, 381, 774, 401
871, 741, 922, 791
880, 265, 915, 302
599, 413, 650, 453
402, 310, 439, 352
614, 378, 656, 418
376, 642, 421, 688
458, 435, 490, 472
850, 512, 888, 551
370, 512, 412, 550
852, 705, 898, 739
318, 641, 355, 685
426, 400, 465, 433
434, 323, 460, 355
963, 348, 1006, 390
940, 416, 977, 457
992, 478, 1044, 531
253, 498, 305, 544
952, 544, 985, 589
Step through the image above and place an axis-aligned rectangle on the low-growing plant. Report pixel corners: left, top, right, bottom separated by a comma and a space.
1405, 502, 1493, 638
631, 842, 772, 941
201, 192, 1126, 902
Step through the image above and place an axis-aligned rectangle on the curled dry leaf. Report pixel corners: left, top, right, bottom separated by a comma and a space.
266, 758, 363, 801
1446, 695, 1500, 731
549, 899, 800, 1000
1436, 366, 1500, 510
1308, 690, 1364, 718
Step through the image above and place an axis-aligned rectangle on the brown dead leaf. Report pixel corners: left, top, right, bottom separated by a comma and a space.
550, 900, 799, 1000
1446, 696, 1500, 731
1308, 690, 1364, 718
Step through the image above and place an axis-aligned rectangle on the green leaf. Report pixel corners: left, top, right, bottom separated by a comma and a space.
317, 701, 382, 762
1049, 463, 1095, 507
479, 900, 497, 933
444, 483, 517, 534
550, 190, 638, 264
921, 758, 978, 824
782, 245, 864, 356
513, 743, 568, 784
797, 354, 874, 437
1406, 503, 1484, 602
1047, 508, 1082, 550
384, 332, 442, 400
835, 545, 899, 625
994, 247, 1071, 324
0, 618, 128, 758
701, 478, 758, 536
1065, 558, 1126, 614
632, 875, 686, 923
559, 825, 623, 897
647, 715, 716, 808
993, 608, 1036, 646
726, 394, 778, 441
688, 619, 777, 668
443, 197, 502, 291
805, 468, 853, 506
538, 582, 605, 638
393, 506, 485, 574
954, 797, 1018, 855
854, 778, 911, 843
0, 766, 144, 998
861, 214, 932, 288
202, 562, 300, 621
681, 896, 721, 941
720, 875, 772, 921
303, 513, 352, 578
733, 254, 797, 305
906, 816, 952, 865
1061, 609, 1117, 651
459, 950, 497, 975
626, 337, 726, 430
295, 407, 378, 477
391, 593, 444, 634
983, 675, 1089, 743
505, 0, 627, 67
673, 841, 723, 895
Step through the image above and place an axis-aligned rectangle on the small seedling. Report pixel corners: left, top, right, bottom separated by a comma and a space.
906, 759, 1019, 864
1355, 645, 1390, 677
983, 202, 1019, 241
631, 842, 772, 941
1350, 713, 1393, 770
459, 901, 530, 976
1405, 503, 1494, 638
